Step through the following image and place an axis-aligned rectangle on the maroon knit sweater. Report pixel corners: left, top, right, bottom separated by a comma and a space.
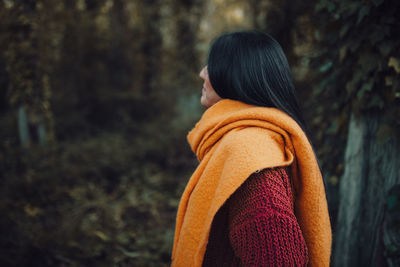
202, 167, 308, 266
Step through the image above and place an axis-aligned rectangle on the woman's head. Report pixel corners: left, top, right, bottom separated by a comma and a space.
203, 30, 307, 131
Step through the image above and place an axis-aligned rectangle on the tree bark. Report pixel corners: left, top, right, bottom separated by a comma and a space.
334, 113, 400, 266
139, 0, 162, 96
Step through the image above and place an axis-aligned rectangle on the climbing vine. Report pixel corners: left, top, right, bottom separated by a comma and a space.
312, 0, 400, 139
294, 0, 400, 190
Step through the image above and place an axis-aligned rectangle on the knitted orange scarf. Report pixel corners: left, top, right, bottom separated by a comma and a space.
171, 99, 332, 267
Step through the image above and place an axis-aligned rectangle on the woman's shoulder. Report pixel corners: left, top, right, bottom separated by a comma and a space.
236, 167, 292, 195
217, 127, 287, 162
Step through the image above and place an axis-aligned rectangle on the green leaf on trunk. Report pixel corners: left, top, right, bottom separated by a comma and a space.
357, 89, 365, 100
327, 3, 336, 12
378, 42, 392, 56
387, 195, 397, 210
319, 61, 333, 73
357, 6, 371, 25
372, 0, 384, 7
363, 81, 373, 92
339, 46, 347, 62
327, 119, 339, 134
358, 53, 378, 73
369, 95, 385, 109
370, 29, 386, 45
340, 24, 350, 39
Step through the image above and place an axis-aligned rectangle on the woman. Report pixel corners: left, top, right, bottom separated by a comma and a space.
171, 30, 332, 267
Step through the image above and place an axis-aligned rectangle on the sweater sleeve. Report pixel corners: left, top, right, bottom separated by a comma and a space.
227, 167, 309, 267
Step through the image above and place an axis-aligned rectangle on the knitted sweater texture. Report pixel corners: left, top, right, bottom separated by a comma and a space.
202, 167, 308, 266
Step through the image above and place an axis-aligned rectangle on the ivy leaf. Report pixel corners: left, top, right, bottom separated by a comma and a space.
372, 0, 384, 7
316, 76, 331, 94
315, 0, 329, 12
358, 52, 378, 74
368, 95, 384, 109
356, 81, 373, 100
319, 61, 333, 73
357, 6, 371, 25
346, 71, 363, 94
339, 46, 347, 62
387, 195, 397, 210
327, 3, 336, 12
24, 204, 41, 216
345, 2, 361, 17
385, 76, 393, 86
314, 30, 321, 41
370, 28, 386, 45
348, 38, 361, 52
378, 42, 392, 56
363, 80, 374, 92
339, 24, 350, 39
327, 118, 340, 134
333, 12, 340, 20
357, 89, 365, 100
388, 57, 400, 73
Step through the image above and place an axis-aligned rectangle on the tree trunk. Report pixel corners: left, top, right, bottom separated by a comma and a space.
18, 105, 30, 147
334, 113, 400, 266
170, 0, 205, 88
139, 0, 162, 97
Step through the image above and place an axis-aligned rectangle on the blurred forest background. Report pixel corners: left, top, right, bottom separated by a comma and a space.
0, 0, 399, 266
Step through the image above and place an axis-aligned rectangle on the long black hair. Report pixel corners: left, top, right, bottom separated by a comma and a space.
207, 30, 308, 135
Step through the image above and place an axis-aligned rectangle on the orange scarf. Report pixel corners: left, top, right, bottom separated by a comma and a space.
171, 99, 332, 267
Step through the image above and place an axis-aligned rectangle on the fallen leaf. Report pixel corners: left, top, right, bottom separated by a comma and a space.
24, 204, 41, 217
